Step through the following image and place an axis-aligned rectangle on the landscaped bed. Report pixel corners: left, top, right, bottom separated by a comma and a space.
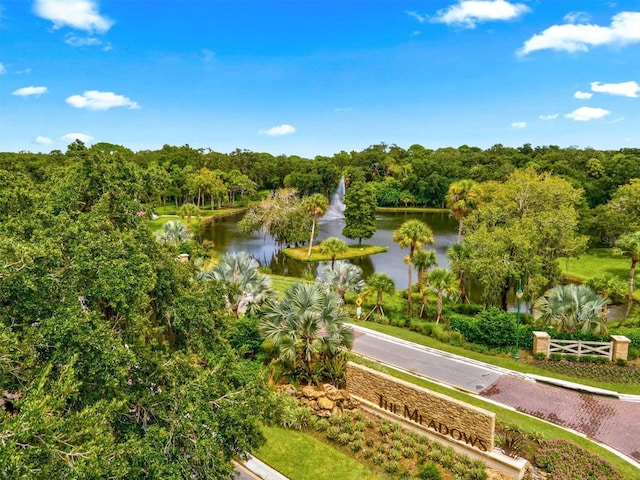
282, 244, 388, 262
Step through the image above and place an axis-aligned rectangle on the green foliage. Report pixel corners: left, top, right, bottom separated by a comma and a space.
343, 180, 377, 244
450, 308, 516, 349
534, 439, 623, 480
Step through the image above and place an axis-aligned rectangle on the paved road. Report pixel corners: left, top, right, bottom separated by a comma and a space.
350, 324, 640, 465
351, 326, 503, 392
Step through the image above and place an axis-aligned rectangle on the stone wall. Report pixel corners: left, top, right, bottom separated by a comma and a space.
346, 362, 495, 452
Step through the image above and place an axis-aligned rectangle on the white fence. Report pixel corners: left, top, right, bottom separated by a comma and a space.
548, 339, 613, 359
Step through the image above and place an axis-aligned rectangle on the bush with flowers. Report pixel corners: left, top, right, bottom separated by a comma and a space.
534, 439, 623, 480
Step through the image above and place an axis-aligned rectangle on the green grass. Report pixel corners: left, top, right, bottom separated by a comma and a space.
376, 207, 449, 213
255, 425, 382, 480
282, 244, 388, 262
146, 208, 246, 232
355, 321, 640, 395
269, 274, 311, 297
349, 355, 640, 479
561, 248, 638, 299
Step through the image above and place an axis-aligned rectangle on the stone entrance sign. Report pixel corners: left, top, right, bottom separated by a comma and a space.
346, 362, 495, 452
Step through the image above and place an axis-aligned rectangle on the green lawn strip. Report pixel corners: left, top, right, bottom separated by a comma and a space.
349, 355, 639, 479
269, 274, 312, 297
355, 321, 640, 395
560, 248, 638, 300
282, 244, 388, 262
255, 425, 382, 480
147, 208, 246, 232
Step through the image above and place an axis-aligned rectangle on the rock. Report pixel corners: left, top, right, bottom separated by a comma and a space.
318, 397, 335, 410
301, 385, 323, 399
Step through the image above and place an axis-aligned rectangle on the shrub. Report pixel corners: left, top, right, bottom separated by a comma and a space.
616, 358, 627, 366
549, 353, 562, 361
628, 347, 640, 360
417, 462, 442, 480
534, 439, 623, 480
453, 303, 483, 315
533, 352, 546, 360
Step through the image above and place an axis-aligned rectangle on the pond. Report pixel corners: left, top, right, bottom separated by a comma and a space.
200, 211, 458, 291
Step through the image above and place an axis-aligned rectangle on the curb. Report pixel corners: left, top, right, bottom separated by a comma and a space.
241, 454, 289, 480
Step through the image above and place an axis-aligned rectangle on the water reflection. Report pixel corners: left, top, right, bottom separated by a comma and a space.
200, 211, 458, 290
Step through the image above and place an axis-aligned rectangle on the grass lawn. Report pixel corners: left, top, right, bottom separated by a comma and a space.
255, 425, 382, 480
269, 274, 310, 297
146, 208, 246, 232
561, 248, 638, 299
282, 244, 388, 262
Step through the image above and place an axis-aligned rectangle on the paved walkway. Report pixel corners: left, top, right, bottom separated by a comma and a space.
350, 324, 640, 466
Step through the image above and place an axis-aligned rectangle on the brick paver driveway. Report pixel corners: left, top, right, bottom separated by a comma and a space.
480, 375, 640, 462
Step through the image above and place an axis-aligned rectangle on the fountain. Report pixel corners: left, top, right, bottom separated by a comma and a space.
321, 177, 346, 221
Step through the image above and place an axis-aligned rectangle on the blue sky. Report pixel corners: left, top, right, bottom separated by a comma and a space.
1, 0, 639, 157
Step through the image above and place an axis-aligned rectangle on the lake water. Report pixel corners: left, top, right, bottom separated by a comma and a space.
201, 211, 458, 290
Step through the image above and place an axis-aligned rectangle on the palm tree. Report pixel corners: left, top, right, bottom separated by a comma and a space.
304, 193, 329, 257
427, 268, 459, 324
534, 284, 609, 335
615, 231, 640, 317
365, 273, 395, 319
156, 220, 192, 246
445, 179, 482, 244
197, 252, 273, 318
177, 202, 201, 231
392, 219, 434, 319
319, 237, 348, 269
321, 260, 365, 301
412, 249, 437, 317
447, 243, 470, 304
259, 282, 353, 381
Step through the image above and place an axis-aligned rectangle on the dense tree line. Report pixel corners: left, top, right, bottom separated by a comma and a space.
3, 141, 639, 213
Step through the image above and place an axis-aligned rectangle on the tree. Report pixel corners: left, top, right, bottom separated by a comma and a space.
365, 272, 395, 319
447, 243, 470, 304
321, 260, 365, 301
304, 193, 329, 257
427, 268, 459, 324
319, 237, 348, 268
534, 284, 609, 335
445, 179, 482, 243
198, 251, 274, 318
392, 219, 434, 319
342, 180, 377, 245
615, 231, 640, 317
0, 152, 271, 478
259, 282, 353, 382
177, 202, 200, 231
238, 188, 312, 247
412, 249, 438, 317
587, 274, 627, 321
461, 169, 588, 309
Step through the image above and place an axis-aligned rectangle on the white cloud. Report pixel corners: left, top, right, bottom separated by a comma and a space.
591, 80, 640, 98
61, 132, 94, 143
12, 86, 48, 97
539, 113, 559, 120
64, 33, 102, 47
574, 91, 593, 99
0, 63, 5, 75
565, 106, 611, 121
431, 0, 530, 28
406, 11, 428, 23
35, 136, 53, 145
66, 90, 140, 110
258, 124, 296, 136
563, 12, 590, 24
519, 11, 640, 55
33, 0, 113, 33
511, 121, 527, 128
